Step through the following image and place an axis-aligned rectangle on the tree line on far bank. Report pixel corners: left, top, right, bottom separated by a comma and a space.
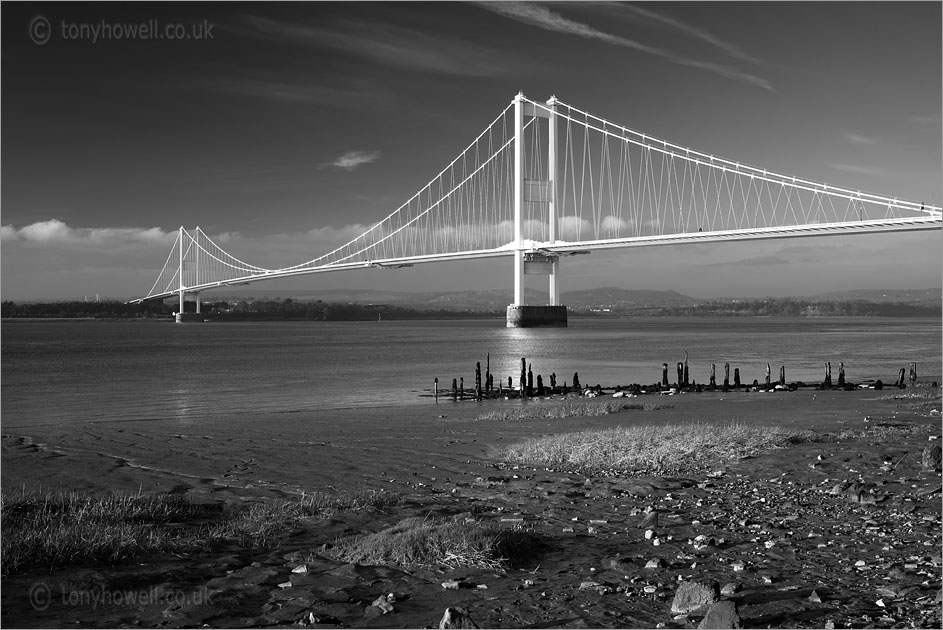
1, 297, 937, 320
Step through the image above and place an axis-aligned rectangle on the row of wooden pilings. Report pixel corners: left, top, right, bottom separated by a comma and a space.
434, 354, 588, 401
434, 357, 924, 401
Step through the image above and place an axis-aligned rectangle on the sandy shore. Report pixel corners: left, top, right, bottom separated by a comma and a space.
2, 387, 941, 628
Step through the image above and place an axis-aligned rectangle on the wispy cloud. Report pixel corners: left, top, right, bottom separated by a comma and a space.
213, 77, 371, 106
708, 256, 789, 268
619, 3, 761, 64
474, 1, 772, 91
239, 15, 520, 78
827, 163, 888, 177
844, 132, 878, 145
328, 150, 382, 171
907, 113, 942, 126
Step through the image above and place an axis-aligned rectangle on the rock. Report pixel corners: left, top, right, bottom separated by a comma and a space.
922, 445, 942, 471
645, 558, 668, 569
720, 582, 741, 596
809, 590, 823, 603
697, 600, 741, 629
441, 579, 462, 590
371, 595, 394, 614
640, 510, 659, 528
439, 607, 479, 629
671, 579, 720, 614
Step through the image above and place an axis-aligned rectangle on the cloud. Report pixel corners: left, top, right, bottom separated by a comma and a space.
707, 256, 789, 268
827, 163, 888, 177
238, 15, 519, 78
619, 3, 761, 64
212, 77, 374, 106
844, 132, 877, 145
328, 150, 382, 171
907, 113, 942, 126
474, 1, 772, 91
2, 220, 174, 247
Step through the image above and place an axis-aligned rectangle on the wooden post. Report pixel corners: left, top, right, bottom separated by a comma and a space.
537, 374, 544, 396
676, 362, 683, 388
520, 358, 527, 398
723, 362, 730, 392
838, 362, 845, 388
486, 353, 491, 392
662, 363, 669, 390
683, 351, 690, 388
910, 362, 917, 383
434, 377, 438, 402
452, 378, 458, 401
709, 363, 716, 390
734, 367, 741, 389
460, 377, 464, 398
527, 365, 534, 397
475, 362, 482, 399
765, 363, 771, 388
573, 372, 581, 391
896, 368, 906, 388
779, 365, 785, 386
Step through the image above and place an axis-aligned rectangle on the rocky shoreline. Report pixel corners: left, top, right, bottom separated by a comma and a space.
2, 389, 940, 628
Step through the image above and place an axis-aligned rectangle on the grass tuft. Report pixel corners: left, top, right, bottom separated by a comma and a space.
494, 421, 817, 476
1, 488, 401, 575
324, 515, 542, 571
478, 400, 671, 422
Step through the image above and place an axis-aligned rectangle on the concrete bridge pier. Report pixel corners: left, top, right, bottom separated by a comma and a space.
505, 93, 568, 328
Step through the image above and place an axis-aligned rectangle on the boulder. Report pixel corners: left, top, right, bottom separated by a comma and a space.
697, 600, 741, 629
922, 445, 942, 471
439, 607, 479, 629
671, 579, 720, 614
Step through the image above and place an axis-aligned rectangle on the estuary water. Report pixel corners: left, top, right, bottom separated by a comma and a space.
1, 317, 939, 429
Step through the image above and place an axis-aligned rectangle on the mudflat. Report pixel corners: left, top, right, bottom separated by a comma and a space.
2, 386, 941, 628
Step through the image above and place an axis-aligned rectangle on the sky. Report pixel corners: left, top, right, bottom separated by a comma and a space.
2, 1, 941, 301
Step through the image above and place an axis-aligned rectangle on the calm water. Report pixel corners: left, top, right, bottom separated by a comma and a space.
2, 317, 939, 428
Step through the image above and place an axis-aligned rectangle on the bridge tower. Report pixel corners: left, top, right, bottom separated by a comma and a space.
174, 226, 204, 323
507, 93, 568, 328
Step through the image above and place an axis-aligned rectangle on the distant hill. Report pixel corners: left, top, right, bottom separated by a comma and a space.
561, 287, 696, 307
197, 286, 938, 311
207, 287, 699, 310
805, 288, 941, 307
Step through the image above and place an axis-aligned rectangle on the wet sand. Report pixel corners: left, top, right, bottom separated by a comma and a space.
2, 387, 941, 628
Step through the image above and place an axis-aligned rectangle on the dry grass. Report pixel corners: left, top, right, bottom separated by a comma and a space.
494, 421, 817, 476
324, 515, 542, 571
1, 488, 400, 575
478, 400, 671, 422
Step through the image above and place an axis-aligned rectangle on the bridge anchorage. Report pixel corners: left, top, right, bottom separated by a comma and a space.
133, 92, 942, 326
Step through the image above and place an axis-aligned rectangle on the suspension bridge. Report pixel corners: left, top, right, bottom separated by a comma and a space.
132, 93, 942, 326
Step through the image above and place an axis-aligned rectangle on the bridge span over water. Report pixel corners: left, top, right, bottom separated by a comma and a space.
132, 93, 942, 326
